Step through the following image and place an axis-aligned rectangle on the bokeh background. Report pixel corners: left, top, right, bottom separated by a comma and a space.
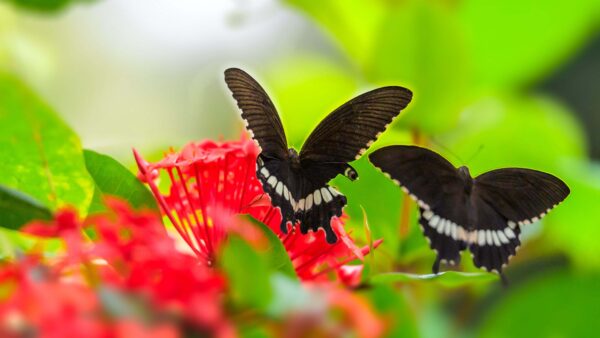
1, 0, 600, 337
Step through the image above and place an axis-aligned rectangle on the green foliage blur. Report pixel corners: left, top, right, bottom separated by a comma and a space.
0, 0, 599, 337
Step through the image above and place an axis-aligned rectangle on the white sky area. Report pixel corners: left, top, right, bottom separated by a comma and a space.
11, 0, 327, 159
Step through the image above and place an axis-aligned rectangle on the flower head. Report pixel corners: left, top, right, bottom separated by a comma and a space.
134, 136, 380, 286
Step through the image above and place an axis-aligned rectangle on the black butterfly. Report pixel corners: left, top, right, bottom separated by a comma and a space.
224, 68, 412, 244
369, 145, 570, 277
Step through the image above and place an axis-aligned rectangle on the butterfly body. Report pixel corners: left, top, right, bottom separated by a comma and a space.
369, 145, 569, 275
225, 68, 412, 243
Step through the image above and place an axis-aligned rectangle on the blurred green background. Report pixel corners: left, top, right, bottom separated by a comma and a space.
1, 0, 599, 337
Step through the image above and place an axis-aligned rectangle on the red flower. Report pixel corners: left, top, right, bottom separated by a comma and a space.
134, 136, 380, 285
23, 208, 89, 268
4, 200, 234, 338
0, 256, 107, 338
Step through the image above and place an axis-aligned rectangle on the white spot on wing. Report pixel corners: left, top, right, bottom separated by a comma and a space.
504, 227, 516, 239
260, 167, 270, 177
491, 231, 501, 246
430, 215, 440, 228
314, 189, 322, 205
275, 182, 283, 196
486, 230, 493, 246
267, 176, 277, 188
321, 188, 333, 203
306, 194, 313, 210
444, 221, 452, 236
497, 230, 509, 244
283, 186, 290, 201
329, 187, 340, 196
478, 231, 486, 246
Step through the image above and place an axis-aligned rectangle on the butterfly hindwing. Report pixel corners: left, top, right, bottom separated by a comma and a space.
224, 68, 288, 159
257, 156, 346, 243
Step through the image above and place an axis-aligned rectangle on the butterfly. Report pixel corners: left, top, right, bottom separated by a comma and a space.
224, 68, 413, 243
369, 145, 570, 277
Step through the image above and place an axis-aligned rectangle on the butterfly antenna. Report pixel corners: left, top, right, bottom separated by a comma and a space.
429, 138, 465, 166
465, 145, 485, 166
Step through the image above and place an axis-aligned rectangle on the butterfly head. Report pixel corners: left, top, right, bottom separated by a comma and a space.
458, 166, 473, 192
287, 148, 302, 167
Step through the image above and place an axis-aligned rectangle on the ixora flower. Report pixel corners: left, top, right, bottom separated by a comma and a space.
1, 199, 235, 338
134, 136, 379, 285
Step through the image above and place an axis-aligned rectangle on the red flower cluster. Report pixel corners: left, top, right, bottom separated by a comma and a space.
0, 136, 386, 337
134, 136, 379, 286
0, 200, 234, 338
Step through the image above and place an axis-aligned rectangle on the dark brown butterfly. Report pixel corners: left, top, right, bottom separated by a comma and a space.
369, 145, 570, 278
225, 68, 412, 243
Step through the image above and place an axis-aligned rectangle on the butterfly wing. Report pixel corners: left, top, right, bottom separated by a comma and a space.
369, 146, 469, 271
299, 86, 412, 172
468, 169, 570, 272
224, 68, 288, 159
285, 87, 411, 243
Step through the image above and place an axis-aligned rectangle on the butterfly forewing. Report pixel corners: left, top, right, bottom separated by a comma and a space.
474, 168, 570, 223
300, 87, 412, 165
368, 145, 463, 209
224, 68, 288, 159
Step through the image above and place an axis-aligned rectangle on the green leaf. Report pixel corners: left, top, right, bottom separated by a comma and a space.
478, 271, 600, 338
0, 73, 94, 216
5, 0, 95, 13
459, 0, 600, 88
371, 271, 497, 287
220, 236, 273, 310
83, 149, 158, 213
0, 184, 51, 230
243, 215, 297, 279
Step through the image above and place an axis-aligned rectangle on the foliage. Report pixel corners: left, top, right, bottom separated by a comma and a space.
4, 0, 95, 13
